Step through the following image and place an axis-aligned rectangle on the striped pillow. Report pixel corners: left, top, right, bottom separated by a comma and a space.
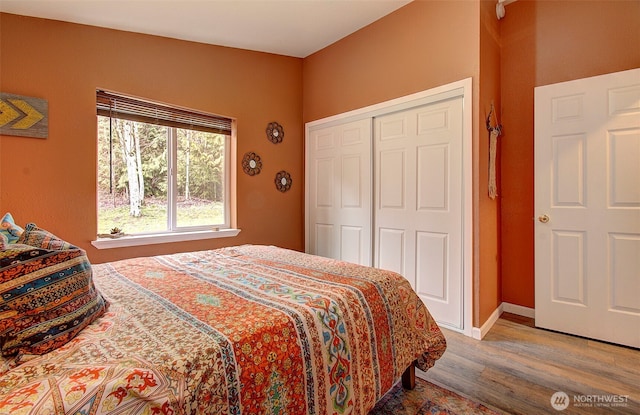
0, 243, 108, 356
17, 222, 76, 250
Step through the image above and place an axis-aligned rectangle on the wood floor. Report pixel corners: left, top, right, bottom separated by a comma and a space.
418, 313, 639, 414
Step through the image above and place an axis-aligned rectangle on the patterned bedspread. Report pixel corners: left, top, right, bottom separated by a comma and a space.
0, 245, 446, 414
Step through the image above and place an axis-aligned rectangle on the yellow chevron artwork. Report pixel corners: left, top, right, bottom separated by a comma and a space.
0, 92, 48, 138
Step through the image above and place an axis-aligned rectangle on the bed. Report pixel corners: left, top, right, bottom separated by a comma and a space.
0, 222, 446, 415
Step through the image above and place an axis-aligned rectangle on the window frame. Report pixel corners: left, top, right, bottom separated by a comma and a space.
92, 90, 239, 249
166, 126, 231, 232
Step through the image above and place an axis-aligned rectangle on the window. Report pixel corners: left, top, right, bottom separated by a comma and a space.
95, 90, 236, 245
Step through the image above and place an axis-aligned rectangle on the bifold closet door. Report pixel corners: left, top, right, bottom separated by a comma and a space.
374, 96, 464, 329
307, 119, 372, 266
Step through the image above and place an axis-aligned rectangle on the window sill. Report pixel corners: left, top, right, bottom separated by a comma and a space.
91, 228, 241, 249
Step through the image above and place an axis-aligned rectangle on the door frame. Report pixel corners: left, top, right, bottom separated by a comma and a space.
305, 78, 473, 336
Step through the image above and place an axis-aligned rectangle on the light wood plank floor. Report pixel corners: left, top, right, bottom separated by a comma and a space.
418, 313, 639, 414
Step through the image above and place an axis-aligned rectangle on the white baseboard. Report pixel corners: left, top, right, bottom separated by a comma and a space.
471, 304, 503, 340
502, 302, 535, 318
471, 302, 535, 340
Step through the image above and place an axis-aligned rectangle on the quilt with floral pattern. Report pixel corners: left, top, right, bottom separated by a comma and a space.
0, 245, 446, 415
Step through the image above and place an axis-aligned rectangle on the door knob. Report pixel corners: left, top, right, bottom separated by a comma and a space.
538, 214, 550, 223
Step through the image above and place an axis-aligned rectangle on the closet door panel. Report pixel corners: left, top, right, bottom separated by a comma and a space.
379, 149, 406, 209
315, 223, 334, 259
307, 119, 372, 266
417, 144, 448, 211
341, 154, 363, 208
341, 225, 365, 265
375, 96, 464, 330
416, 231, 448, 301
378, 227, 405, 276
315, 158, 334, 208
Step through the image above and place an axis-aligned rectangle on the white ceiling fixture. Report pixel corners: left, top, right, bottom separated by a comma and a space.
0, 0, 412, 58
496, 0, 517, 20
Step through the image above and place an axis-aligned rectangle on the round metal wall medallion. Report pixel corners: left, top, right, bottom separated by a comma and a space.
275, 170, 292, 192
242, 152, 262, 176
266, 122, 284, 144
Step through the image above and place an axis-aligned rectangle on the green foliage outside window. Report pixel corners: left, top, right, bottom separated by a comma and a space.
97, 116, 226, 235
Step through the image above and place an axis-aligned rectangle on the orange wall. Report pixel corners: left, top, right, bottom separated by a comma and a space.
0, 13, 304, 263
500, 0, 640, 308
303, 0, 479, 122
477, 0, 502, 325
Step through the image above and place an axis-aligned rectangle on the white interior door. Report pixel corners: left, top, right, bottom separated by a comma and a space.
535, 68, 640, 348
307, 119, 372, 266
374, 96, 464, 330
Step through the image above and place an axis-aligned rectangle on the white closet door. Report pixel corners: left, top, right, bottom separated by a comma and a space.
374, 96, 464, 330
307, 119, 372, 266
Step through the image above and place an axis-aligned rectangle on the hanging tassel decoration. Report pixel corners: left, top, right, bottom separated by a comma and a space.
486, 102, 501, 200
488, 128, 499, 199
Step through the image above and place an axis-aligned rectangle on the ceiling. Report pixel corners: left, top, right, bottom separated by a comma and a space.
0, 0, 412, 58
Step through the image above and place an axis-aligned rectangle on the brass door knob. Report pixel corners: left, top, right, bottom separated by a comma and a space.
538, 214, 550, 223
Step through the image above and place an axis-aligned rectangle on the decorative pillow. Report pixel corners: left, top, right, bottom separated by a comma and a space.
17, 222, 76, 250
0, 242, 108, 356
0, 213, 24, 244
0, 244, 39, 335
